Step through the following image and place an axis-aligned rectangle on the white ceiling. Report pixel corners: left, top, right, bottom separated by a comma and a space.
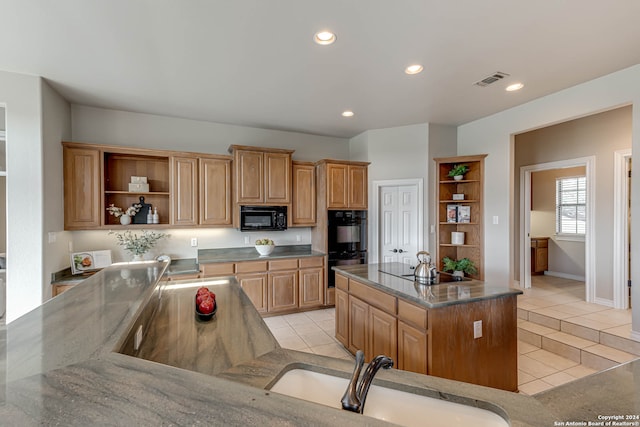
1, 1, 640, 138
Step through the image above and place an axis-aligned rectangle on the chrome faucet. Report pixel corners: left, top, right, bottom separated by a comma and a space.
341, 350, 394, 414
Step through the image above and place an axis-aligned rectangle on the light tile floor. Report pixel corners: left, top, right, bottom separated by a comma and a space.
265, 275, 636, 396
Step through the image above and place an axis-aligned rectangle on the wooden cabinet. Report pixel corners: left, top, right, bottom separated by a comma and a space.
531, 237, 549, 274
63, 145, 101, 229
230, 145, 293, 205
397, 321, 427, 374
317, 161, 369, 210
62, 142, 233, 230
171, 156, 198, 226
435, 155, 487, 280
52, 283, 77, 297
335, 288, 349, 347
199, 157, 232, 226
201, 256, 324, 314
369, 305, 397, 361
291, 161, 316, 226
237, 273, 268, 314
348, 295, 369, 354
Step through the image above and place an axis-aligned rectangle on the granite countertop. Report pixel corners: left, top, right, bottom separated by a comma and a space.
198, 244, 325, 264
2, 260, 635, 425
334, 262, 523, 308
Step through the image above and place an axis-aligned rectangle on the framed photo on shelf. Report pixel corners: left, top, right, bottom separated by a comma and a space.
458, 206, 471, 223
446, 205, 458, 223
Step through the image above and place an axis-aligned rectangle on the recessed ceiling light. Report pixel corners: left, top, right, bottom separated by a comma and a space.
405, 64, 424, 75
314, 31, 336, 45
342, 110, 354, 117
506, 83, 524, 92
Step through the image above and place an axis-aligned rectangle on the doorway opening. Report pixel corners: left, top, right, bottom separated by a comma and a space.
370, 179, 423, 266
0, 106, 6, 325
520, 157, 595, 303
613, 149, 632, 309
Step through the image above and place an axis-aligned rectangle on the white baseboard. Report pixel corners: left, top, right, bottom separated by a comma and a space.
544, 271, 586, 282
593, 297, 614, 308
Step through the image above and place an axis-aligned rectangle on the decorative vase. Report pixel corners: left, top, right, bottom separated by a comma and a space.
452, 270, 464, 280
120, 215, 132, 225
132, 254, 144, 262
453, 175, 463, 181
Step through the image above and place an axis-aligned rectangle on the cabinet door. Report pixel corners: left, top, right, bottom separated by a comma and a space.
326, 163, 349, 209
299, 267, 324, 308
200, 157, 232, 225
369, 305, 397, 361
292, 162, 316, 226
335, 288, 349, 347
268, 270, 298, 313
171, 157, 198, 226
397, 320, 427, 374
264, 152, 291, 204
535, 247, 548, 273
348, 165, 368, 209
63, 146, 101, 229
237, 273, 268, 314
235, 150, 264, 203
348, 295, 368, 356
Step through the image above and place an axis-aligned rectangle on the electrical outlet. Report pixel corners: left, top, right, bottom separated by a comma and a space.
134, 325, 143, 351
244, 236, 250, 244
68, 241, 73, 252
296, 234, 301, 242
48, 232, 57, 243
473, 320, 483, 339
190, 237, 198, 247
492, 215, 499, 225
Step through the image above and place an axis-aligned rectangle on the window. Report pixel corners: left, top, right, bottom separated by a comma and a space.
556, 176, 586, 235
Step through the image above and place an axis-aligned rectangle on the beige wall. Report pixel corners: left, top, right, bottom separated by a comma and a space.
531, 166, 586, 278
514, 106, 631, 300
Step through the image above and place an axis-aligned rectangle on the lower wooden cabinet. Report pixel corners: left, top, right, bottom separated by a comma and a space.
397, 320, 428, 374
369, 305, 397, 361
335, 288, 349, 347
237, 273, 268, 314
268, 270, 298, 313
201, 256, 325, 315
348, 295, 368, 355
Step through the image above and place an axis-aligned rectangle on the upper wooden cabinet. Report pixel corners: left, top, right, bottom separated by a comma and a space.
62, 142, 232, 230
63, 145, 101, 229
199, 157, 232, 226
229, 145, 293, 205
316, 160, 369, 210
291, 161, 316, 226
435, 154, 487, 281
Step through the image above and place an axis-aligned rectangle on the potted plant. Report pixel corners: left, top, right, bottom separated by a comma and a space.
106, 203, 143, 225
447, 164, 469, 181
442, 256, 477, 279
255, 238, 275, 257
110, 230, 169, 261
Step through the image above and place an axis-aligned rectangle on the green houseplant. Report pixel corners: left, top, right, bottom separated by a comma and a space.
442, 256, 477, 278
110, 230, 169, 261
447, 164, 469, 180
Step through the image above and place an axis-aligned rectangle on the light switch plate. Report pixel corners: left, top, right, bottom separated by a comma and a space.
473, 320, 483, 339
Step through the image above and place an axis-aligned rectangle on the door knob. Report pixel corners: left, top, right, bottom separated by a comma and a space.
398, 249, 404, 253
391, 249, 398, 253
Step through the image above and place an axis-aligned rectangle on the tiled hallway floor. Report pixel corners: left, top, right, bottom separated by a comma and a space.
264, 275, 638, 396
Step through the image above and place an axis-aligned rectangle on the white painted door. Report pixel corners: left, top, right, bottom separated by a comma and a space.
379, 185, 419, 265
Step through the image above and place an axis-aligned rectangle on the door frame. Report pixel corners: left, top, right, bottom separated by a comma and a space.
613, 149, 632, 309
519, 156, 596, 303
371, 178, 423, 264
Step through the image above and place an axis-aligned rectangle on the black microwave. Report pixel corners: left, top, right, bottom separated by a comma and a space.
240, 206, 287, 231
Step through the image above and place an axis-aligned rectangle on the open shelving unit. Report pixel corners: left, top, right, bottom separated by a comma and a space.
435, 154, 487, 281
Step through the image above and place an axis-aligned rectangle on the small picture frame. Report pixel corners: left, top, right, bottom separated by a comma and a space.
458, 206, 471, 223
452, 193, 465, 201
446, 205, 458, 223
71, 250, 112, 275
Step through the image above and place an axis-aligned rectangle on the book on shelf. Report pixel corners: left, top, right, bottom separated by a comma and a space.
446, 204, 458, 223
458, 206, 471, 223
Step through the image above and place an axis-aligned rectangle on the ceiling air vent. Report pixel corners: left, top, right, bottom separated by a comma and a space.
474, 71, 510, 87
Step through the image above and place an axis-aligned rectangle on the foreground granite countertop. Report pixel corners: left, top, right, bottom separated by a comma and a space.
2, 260, 632, 425
334, 262, 523, 308
198, 244, 325, 264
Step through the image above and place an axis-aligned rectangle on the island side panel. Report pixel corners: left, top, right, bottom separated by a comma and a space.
427, 295, 518, 392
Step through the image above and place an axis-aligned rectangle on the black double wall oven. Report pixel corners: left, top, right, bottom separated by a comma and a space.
327, 210, 367, 288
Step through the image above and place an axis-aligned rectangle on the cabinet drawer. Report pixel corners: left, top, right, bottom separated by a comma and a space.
531, 238, 548, 248
398, 299, 427, 330
335, 274, 348, 291
201, 263, 234, 277
236, 261, 268, 273
299, 256, 323, 269
349, 279, 396, 314
268, 258, 299, 271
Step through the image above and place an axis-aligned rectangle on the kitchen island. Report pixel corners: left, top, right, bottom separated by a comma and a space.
0, 260, 625, 426
333, 263, 522, 392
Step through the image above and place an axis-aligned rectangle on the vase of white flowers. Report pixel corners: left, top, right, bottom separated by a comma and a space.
106, 203, 143, 225
110, 230, 169, 261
